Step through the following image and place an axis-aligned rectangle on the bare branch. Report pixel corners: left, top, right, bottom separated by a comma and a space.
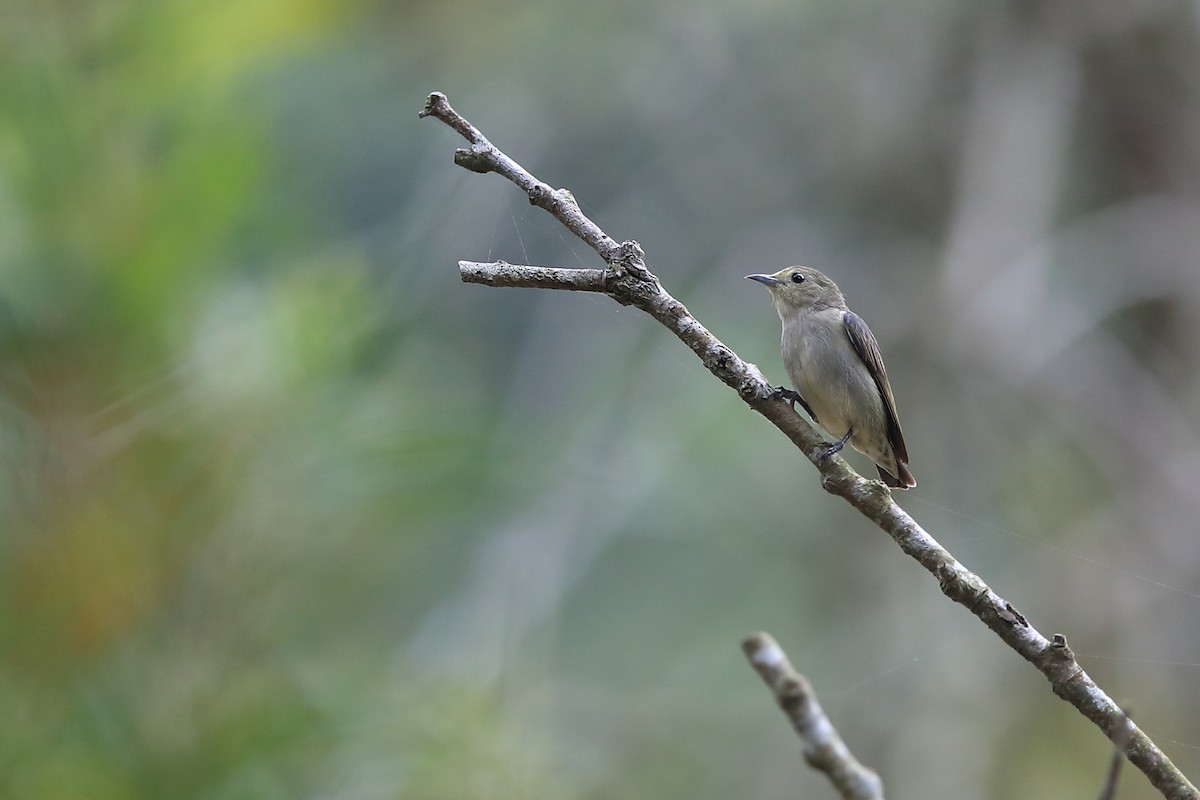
421, 91, 1199, 800
422, 92, 622, 263
743, 633, 885, 800
459, 260, 608, 292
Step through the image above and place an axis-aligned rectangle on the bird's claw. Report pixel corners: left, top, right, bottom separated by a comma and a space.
771, 386, 819, 423
770, 385, 803, 405
819, 430, 853, 461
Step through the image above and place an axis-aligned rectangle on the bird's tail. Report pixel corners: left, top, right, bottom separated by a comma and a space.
877, 462, 917, 489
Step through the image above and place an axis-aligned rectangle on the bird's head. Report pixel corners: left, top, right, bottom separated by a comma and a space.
744, 266, 845, 313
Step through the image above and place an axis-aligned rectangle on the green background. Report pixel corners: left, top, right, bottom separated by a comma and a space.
3, 1, 1200, 798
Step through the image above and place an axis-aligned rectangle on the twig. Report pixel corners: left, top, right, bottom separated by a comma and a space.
421, 90, 1199, 800
743, 632, 885, 800
459, 261, 608, 292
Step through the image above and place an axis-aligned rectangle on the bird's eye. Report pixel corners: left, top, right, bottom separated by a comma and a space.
790, 273, 805, 284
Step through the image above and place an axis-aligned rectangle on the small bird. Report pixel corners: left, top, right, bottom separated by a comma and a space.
745, 266, 916, 488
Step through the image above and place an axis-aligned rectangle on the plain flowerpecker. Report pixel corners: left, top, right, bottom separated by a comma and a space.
746, 266, 916, 489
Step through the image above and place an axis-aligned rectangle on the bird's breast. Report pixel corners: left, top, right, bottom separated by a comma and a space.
779, 310, 884, 445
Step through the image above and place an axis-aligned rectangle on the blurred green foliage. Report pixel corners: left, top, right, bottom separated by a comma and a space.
2, 1, 1200, 798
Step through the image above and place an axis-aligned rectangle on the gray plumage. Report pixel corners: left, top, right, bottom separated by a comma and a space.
746, 266, 915, 488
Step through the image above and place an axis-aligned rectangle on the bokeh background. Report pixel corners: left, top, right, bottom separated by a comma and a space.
3, 1, 1200, 798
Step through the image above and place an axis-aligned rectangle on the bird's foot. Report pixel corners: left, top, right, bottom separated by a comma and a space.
770, 386, 817, 420
770, 386, 803, 405
820, 429, 853, 461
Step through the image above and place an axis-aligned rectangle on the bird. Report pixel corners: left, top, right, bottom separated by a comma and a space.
745, 266, 916, 488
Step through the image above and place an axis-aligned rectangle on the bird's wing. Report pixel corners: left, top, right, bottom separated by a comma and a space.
843, 310, 909, 463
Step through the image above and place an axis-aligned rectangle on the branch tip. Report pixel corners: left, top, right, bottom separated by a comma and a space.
742, 633, 885, 800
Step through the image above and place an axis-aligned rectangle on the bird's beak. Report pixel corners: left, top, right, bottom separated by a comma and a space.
744, 274, 781, 286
